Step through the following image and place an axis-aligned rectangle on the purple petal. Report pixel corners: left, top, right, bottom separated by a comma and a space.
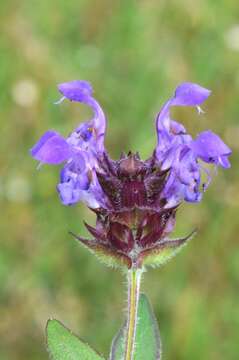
218, 155, 231, 168
58, 80, 93, 102
60, 170, 90, 191
156, 83, 211, 133
155, 83, 211, 157
57, 181, 100, 208
170, 120, 186, 135
156, 99, 172, 134
172, 83, 211, 106
163, 173, 185, 207
161, 146, 179, 171
57, 180, 81, 205
60, 155, 86, 182
163, 146, 203, 206
184, 186, 202, 202
58, 80, 106, 152
191, 130, 232, 167
30, 131, 71, 164
31, 131, 57, 156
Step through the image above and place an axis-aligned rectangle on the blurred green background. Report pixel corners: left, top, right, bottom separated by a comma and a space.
1, 0, 239, 359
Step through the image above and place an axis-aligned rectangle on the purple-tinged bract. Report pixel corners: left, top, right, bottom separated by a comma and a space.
30, 81, 231, 268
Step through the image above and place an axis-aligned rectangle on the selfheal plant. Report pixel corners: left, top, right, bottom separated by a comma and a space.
31, 80, 231, 360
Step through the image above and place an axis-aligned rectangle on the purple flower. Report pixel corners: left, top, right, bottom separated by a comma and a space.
155, 82, 231, 206
31, 80, 106, 207
30, 81, 231, 268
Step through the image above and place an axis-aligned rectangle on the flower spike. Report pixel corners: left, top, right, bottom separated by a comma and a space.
31, 80, 231, 268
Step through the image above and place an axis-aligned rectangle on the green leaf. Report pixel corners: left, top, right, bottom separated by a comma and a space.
47, 319, 105, 360
137, 230, 196, 268
109, 293, 161, 360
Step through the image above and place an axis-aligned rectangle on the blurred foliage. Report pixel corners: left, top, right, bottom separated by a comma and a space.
0, 0, 239, 359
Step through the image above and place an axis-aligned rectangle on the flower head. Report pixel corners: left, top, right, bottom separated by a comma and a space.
31, 81, 231, 268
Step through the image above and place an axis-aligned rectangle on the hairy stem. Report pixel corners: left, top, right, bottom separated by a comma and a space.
124, 268, 142, 360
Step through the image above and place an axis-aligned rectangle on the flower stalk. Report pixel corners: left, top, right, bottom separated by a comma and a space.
125, 268, 142, 360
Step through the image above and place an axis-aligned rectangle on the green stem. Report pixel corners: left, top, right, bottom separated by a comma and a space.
124, 268, 142, 360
